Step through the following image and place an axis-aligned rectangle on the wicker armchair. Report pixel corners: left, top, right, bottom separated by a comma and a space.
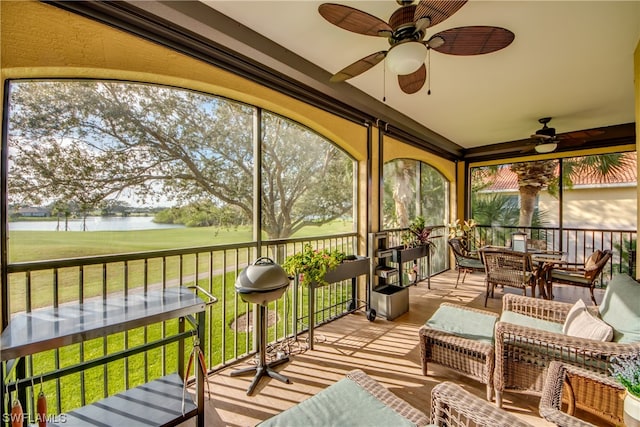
548, 249, 613, 305
448, 237, 484, 287
430, 382, 534, 427
480, 248, 535, 306
494, 293, 640, 408
539, 361, 625, 427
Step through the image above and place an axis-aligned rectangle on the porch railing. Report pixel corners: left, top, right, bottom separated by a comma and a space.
2, 233, 363, 418
473, 225, 637, 282
3, 224, 634, 419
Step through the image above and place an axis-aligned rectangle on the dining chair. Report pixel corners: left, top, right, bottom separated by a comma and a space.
448, 237, 484, 287
479, 248, 535, 306
548, 249, 613, 304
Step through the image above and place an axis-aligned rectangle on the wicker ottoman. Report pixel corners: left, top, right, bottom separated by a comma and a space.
419, 303, 499, 401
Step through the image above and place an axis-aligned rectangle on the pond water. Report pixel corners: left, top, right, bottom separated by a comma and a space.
9, 216, 185, 232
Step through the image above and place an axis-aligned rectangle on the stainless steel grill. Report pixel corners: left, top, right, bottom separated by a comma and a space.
230, 257, 291, 395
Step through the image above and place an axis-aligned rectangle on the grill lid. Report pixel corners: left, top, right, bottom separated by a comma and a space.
235, 257, 290, 294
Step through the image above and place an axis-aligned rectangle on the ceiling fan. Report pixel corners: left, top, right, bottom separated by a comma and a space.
531, 117, 559, 153
318, 0, 515, 94
529, 117, 606, 154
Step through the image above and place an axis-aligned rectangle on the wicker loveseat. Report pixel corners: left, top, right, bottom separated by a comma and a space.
494, 274, 640, 409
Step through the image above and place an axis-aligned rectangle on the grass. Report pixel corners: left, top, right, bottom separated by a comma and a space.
9, 220, 354, 262
7, 220, 354, 415
8, 226, 254, 262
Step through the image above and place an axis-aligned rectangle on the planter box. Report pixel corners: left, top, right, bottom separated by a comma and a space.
391, 245, 428, 263
370, 285, 409, 320
321, 256, 370, 286
391, 245, 431, 287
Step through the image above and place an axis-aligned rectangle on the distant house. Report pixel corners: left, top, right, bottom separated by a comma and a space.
12, 207, 50, 218
478, 153, 637, 230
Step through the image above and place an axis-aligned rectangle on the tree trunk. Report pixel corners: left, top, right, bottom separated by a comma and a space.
393, 161, 413, 228
518, 186, 538, 227
510, 160, 557, 228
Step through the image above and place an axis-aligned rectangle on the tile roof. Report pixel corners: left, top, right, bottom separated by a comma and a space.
480, 152, 636, 191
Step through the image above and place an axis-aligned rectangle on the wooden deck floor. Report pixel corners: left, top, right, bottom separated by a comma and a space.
194, 269, 607, 427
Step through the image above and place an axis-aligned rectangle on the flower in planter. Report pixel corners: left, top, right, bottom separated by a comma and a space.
610, 354, 640, 398
282, 243, 346, 287
402, 216, 433, 248
408, 263, 419, 283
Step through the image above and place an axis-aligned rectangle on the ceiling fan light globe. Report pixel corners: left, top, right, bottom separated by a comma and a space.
534, 142, 558, 154
386, 41, 427, 75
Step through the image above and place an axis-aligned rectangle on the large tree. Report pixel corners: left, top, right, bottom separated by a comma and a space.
382, 159, 447, 229
7, 81, 353, 238
510, 160, 557, 227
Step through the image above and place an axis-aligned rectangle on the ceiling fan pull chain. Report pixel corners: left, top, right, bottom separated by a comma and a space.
427, 48, 431, 95
383, 60, 387, 102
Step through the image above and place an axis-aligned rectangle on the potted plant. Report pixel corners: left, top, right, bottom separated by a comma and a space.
282, 243, 346, 287
447, 218, 477, 250
610, 354, 640, 425
402, 216, 433, 248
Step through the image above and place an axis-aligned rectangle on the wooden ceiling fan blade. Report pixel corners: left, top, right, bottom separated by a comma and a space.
413, 0, 467, 28
559, 129, 606, 140
330, 51, 387, 82
520, 142, 538, 153
398, 64, 426, 94
431, 26, 515, 55
319, 3, 392, 37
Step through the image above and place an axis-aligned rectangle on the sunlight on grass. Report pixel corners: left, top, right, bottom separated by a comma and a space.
8, 220, 353, 262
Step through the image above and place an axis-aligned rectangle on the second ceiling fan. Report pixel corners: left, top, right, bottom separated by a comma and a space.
528, 117, 606, 154
319, 0, 514, 94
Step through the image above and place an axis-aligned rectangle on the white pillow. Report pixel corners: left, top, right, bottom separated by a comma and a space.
563, 299, 613, 341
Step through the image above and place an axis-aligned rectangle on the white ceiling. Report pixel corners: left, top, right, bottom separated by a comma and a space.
200, 0, 639, 150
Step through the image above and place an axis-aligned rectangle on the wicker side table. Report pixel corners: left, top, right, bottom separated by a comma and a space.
539, 361, 626, 427
419, 303, 499, 401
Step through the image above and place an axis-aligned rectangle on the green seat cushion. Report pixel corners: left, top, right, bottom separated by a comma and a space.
500, 311, 564, 335
488, 271, 532, 284
551, 270, 591, 285
599, 274, 640, 343
500, 311, 608, 371
426, 305, 497, 344
258, 377, 416, 427
458, 258, 484, 270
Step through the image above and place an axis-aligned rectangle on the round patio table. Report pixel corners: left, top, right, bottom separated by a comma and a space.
530, 253, 567, 299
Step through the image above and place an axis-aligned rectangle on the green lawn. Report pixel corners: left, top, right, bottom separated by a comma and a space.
9, 220, 354, 262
